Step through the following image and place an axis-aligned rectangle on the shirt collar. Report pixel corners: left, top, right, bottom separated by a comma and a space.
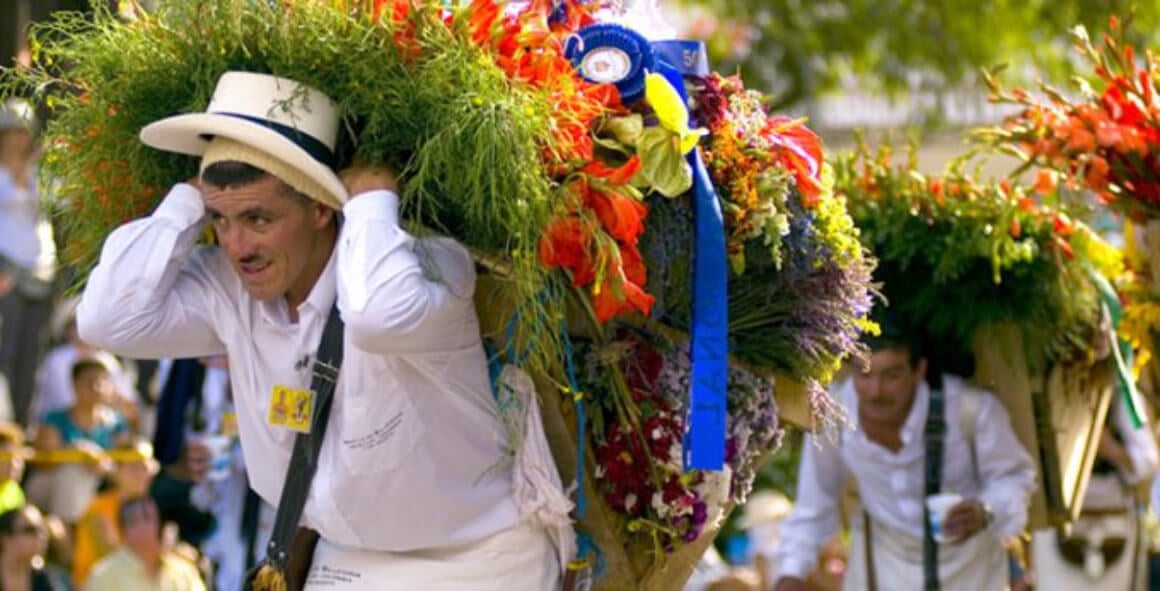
258, 246, 338, 326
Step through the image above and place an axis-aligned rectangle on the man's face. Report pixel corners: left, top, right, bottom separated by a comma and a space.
853, 347, 926, 424
204, 176, 333, 302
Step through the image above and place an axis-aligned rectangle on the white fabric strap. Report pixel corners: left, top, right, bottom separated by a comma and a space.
495, 364, 577, 571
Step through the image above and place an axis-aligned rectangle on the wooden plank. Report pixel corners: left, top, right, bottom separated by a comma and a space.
971, 323, 1113, 529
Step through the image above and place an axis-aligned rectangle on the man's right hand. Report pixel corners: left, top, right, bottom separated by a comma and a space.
772, 576, 810, 591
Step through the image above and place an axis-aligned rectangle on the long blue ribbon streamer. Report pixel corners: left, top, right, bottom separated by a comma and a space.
566, 22, 728, 470
653, 46, 728, 472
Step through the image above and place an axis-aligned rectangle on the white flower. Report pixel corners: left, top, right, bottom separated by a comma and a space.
625, 493, 638, 512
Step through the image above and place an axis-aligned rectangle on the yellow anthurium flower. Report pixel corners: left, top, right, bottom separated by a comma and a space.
645, 72, 708, 154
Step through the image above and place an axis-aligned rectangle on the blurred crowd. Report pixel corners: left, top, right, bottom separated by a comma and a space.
0, 98, 265, 590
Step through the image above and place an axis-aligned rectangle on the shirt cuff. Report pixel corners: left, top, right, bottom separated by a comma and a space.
152, 183, 205, 225
342, 190, 400, 227
979, 493, 1025, 543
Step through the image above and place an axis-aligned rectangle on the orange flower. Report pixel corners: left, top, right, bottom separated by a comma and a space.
466, 0, 502, 46
767, 116, 824, 205
591, 262, 654, 323
585, 186, 647, 244
539, 216, 596, 287
584, 155, 641, 185
1085, 156, 1111, 191
1064, 128, 1096, 153
1032, 169, 1056, 196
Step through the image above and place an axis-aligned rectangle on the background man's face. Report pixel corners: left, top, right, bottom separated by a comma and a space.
853, 347, 926, 424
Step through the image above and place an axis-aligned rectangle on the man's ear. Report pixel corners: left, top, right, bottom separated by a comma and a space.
313, 202, 337, 229
915, 358, 928, 381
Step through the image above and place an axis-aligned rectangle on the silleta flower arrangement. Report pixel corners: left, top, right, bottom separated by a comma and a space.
3, 0, 875, 578
975, 15, 1160, 221
836, 142, 1122, 371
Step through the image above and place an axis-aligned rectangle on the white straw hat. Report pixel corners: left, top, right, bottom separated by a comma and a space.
140, 71, 348, 209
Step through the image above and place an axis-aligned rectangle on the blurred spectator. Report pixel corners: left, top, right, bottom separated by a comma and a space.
0, 504, 72, 590
0, 97, 56, 426
35, 300, 139, 426
26, 359, 131, 522
43, 514, 74, 575
736, 491, 793, 585
83, 496, 204, 591
0, 421, 29, 514
72, 439, 159, 587
151, 357, 272, 591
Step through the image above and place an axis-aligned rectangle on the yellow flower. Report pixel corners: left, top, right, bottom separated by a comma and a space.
645, 73, 707, 154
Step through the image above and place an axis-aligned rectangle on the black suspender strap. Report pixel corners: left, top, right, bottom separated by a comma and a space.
246, 304, 344, 588
923, 387, 946, 591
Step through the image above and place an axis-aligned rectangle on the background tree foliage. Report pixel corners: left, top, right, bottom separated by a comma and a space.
682, 0, 1160, 110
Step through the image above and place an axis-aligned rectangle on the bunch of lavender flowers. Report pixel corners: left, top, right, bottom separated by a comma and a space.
724, 364, 782, 504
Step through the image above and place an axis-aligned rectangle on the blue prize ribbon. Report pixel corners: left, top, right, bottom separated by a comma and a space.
652, 57, 728, 471
651, 40, 710, 77
565, 23, 656, 105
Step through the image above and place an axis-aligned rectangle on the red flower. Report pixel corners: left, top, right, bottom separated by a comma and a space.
584, 155, 641, 185
538, 216, 596, 286
466, 0, 502, 46
585, 187, 647, 244
591, 266, 655, 323
1102, 85, 1148, 128
767, 116, 825, 205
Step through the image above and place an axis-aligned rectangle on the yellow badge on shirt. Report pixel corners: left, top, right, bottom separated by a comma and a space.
220, 411, 239, 438
268, 385, 314, 433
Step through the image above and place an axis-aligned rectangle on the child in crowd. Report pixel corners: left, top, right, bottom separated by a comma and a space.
27, 358, 131, 522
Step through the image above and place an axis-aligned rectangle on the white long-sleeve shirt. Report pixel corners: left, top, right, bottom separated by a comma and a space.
775, 376, 1037, 580
78, 184, 519, 551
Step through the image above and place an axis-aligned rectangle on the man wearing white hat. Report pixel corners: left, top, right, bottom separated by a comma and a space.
77, 71, 565, 590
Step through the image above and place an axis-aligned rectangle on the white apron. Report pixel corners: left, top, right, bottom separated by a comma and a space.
303, 522, 559, 590
843, 514, 1009, 591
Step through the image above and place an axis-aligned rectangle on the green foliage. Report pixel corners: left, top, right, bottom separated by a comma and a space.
1, 0, 567, 375
836, 143, 1114, 370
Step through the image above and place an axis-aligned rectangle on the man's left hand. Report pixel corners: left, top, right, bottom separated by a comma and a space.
942, 499, 990, 542
339, 162, 399, 197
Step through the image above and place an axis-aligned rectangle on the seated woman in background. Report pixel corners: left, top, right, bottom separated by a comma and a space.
26, 359, 130, 523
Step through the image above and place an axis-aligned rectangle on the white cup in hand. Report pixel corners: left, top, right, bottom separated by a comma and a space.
925, 492, 963, 543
